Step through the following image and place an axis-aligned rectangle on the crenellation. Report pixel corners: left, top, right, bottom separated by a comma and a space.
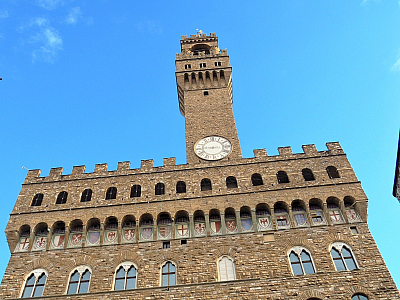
141, 159, 153, 170
163, 157, 176, 166
326, 142, 344, 154
253, 149, 268, 158
302, 144, 318, 155
48, 167, 63, 180
278, 146, 293, 156
117, 161, 130, 172
24, 169, 41, 184
94, 163, 108, 173
71, 165, 86, 176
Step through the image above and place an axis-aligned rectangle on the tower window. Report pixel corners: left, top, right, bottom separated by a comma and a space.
277, 171, 289, 183
163, 241, 170, 249
31, 193, 44, 207
289, 249, 316, 275
200, 63, 206, 68
184, 64, 191, 69
201, 178, 212, 191
161, 262, 176, 286
226, 176, 238, 189
251, 173, 263, 186
176, 181, 186, 193
106, 187, 117, 200
203, 91, 209, 96
326, 166, 340, 179
302, 168, 315, 181
130, 185, 141, 197
215, 61, 222, 66
330, 243, 358, 271
114, 264, 137, 290
81, 189, 92, 202
22, 270, 47, 298
56, 191, 68, 204
67, 268, 91, 294
155, 183, 165, 195
218, 256, 236, 281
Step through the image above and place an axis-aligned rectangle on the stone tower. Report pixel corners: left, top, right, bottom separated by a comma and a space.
0, 32, 399, 299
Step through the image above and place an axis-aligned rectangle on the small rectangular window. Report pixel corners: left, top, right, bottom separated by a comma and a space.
215, 61, 221, 66
203, 91, 209, 96
200, 63, 206, 68
350, 226, 359, 234
185, 64, 191, 69
181, 239, 187, 245
163, 241, 170, 249
263, 233, 275, 242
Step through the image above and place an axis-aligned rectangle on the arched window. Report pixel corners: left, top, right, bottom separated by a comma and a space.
277, 171, 289, 183
209, 209, 222, 235
251, 173, 263, 186
175, 211, 190, 238
106, 187, 117, 200
302, 168, 315, 181
21, 269, 47, 298
31, 194, 43, 207
274, 202, 290, 229
225, 207, 237, 233
344, 196, 361, 222
121, 215, 136, 243
292, 201, 308, 227
327, 197, 344, 223
139, 214, 154, 241
161, 262, 176, 286
201, 178, 212, 191
80, 189, 92, 202
352, 294, 368, 300
226, 176, 238, 189
309, 199, 326, 225
56, 191, 68, 204
155, 183, 165, 195
32, 223, 48, 251
240, 206, 253, 231
326, 166, 340, 179
157, 212, 172, 240
67, 267, 91, 294
330, 243, 358, 271
114, 263, 137, 290
193, 210, 206, 236
289, 248, 315, 275
176, 181, 186, 193
68, 219, 84, 248
15, 225, 31, 252
50, 221, 65, 250
256, 203, 272, 231
218, 256, 236, 281
130, 185, 141, 198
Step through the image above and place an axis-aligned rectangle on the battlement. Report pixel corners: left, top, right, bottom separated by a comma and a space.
176, 49, 228, 60
181, 32, 217, 42
23, 142, 343, 184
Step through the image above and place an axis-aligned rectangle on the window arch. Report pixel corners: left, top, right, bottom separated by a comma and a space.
292, 200, 308, 227
114, 262, 137, 290
130, 185, 141, 198
226, 176, 238, 189
288, 247, 315, 275
56, 191, 68, 204
80, 189, 92, 202
176, 181, 186, 193
31, 193, 43, 206
201, 178, 212, 191
327, 197, 344, 223
21, 269, 47, 298
155, 182, 165, 195
67, 266, 91, 294
302, 168, 315, 181
277, 171, 289, 183
161, 261, 176, 286
274, 202, 290, 229
344, 196, 361, 222
309, 199, 327, 225
251, 173, 263, 186
15, 225, 31, 252
326, 166, 340, 179
352, 294, 368, 300
218, 256, 236, 281
106, 187, 117, 200
330, 242, 358, 271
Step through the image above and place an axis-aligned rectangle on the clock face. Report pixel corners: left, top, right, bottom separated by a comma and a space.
194, 136, 232, 161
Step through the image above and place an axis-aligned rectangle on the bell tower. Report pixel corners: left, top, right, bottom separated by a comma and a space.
175, 32, 242, 164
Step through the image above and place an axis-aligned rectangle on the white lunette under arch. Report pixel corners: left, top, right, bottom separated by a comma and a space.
112, 261, 138, 290
20, 268, 48, 298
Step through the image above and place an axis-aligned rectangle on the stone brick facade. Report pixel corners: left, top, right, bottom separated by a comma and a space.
0, 32, 398, 299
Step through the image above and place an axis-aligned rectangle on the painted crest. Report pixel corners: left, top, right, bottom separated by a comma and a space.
123, 229, 136, 242
105, 231, 118, 244
329, 210, 342, 223
210, 221, 221, 234
195, 223, 206, 235
87, 232, 100, 245
159, 226, 171, 239
346, 209, 359, 222
226, 220, 237, 232
71, 233, 82, 246
33, 237, 47, 250
176, 224, 189, 237
141, 227, 153, 240
241, 218, 252, 231
16, 237, 30, 252
51, 235, 65, 249
258, 217, 270, 229
294, 214, 307, 226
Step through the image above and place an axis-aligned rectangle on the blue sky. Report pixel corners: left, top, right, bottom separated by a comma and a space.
1, 0, 400, 288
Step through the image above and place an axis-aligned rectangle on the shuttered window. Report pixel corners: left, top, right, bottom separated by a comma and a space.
218, 257, 235, 281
